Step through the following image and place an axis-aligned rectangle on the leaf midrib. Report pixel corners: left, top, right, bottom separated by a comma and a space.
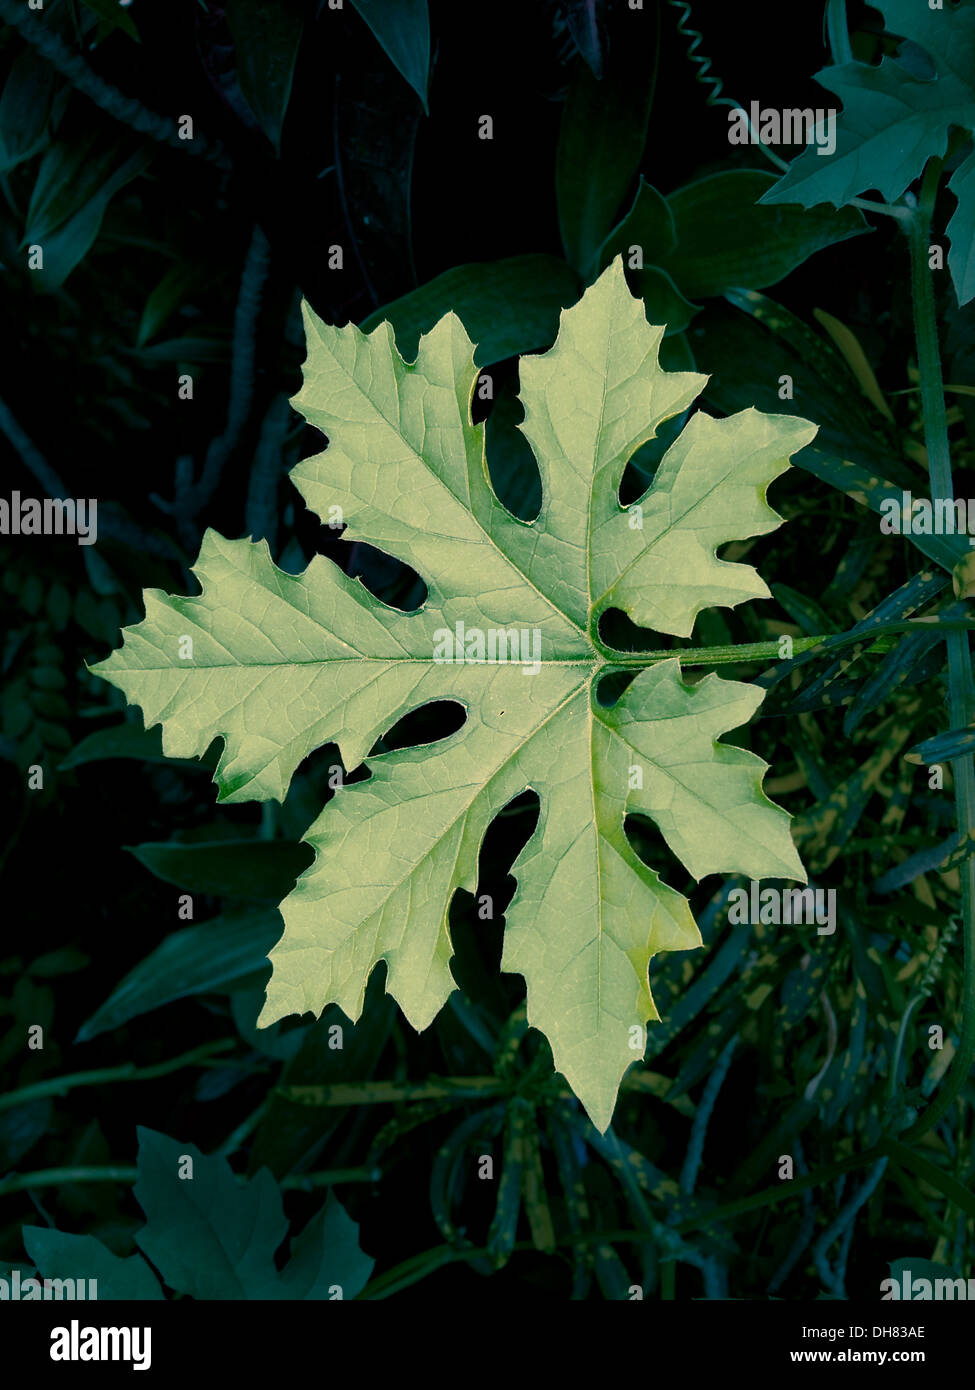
114, 657, 600, 670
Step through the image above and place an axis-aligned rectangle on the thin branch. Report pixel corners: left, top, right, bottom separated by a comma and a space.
0, 0, 228, 167
0, 1040, 236, 1115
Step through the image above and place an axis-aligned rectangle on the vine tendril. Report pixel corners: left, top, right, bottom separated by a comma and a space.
666, 1, 790, 174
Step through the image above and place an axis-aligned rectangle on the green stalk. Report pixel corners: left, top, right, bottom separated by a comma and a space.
0, 1166, 138, 1196
600, 636, 826, 666
901, 159, 975, 1142
280, 1167, 381, 1190
826, 0, 853, 65
0, 1040, 235, 1115
0, 1164, 379, 1198
597, 618, 975, 669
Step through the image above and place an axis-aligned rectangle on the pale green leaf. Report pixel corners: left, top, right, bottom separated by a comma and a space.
93, 259, 812, 1130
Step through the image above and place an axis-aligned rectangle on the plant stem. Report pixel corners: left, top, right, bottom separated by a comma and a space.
602, 636, 826, 666
849, 196, 911, 222
826, 0, 853, 65
281, 1167, 381, 1190
599, 619, 975, 669
888, 997, 922, 1103
0, 1164, 379, 1198
901, 158, 975, 1142
277, 1067, 686, 1109
0, 1040, 236, 1115
0, 1166, 138, 1196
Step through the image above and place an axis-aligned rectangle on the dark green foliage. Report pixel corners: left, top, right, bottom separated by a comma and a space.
2, 0, 974, 1302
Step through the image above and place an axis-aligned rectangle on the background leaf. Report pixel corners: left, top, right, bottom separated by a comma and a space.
76, 909, 282, 1041
662, 170, 869, 299
23, 1227, 163, 1300
127, 839, 312, 900
556, 47, 655, 275
226, 0, 306, 153
360, 255, 581, 363
348, 0, 430, 112
132, 1128, 372, 1299
0, 47, 57, 172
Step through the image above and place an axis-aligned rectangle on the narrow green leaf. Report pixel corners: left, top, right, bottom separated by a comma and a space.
909, 723, 975, 765
25, 141, 152, 290
881, 1137, 975, 1222
133, 336, 231, 364
596, 177, 676, 271
349, 0, 430, 112
226, 0, 305, 152
60, 722, 217, 771
26, 128, 131, 243
127, 839, 312, 899
78, 0, 140, 41
136, 263, 206, 347
556, 58, 654, 274
632, 264, 698, 336
76, 909, 281, 1041
0, 47, 57, 172
843, 628, 945, 735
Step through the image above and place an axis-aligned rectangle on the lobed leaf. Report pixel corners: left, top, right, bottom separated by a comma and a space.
94, 260, 812, 1129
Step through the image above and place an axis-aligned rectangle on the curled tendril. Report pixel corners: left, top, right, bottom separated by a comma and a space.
666, 0, 790, 173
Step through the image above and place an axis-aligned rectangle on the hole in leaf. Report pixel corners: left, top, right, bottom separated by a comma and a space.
595, 669, 640, 706
623, 811, 692, 885
369, 700, 467, 756
342, 540, 427, 612
303, 509, 427, 612
618, 409, 690, 504
597, 607, 674, 652
482, 367, 542, 522
619, 447, 655, 507
450, 789, 541, 992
